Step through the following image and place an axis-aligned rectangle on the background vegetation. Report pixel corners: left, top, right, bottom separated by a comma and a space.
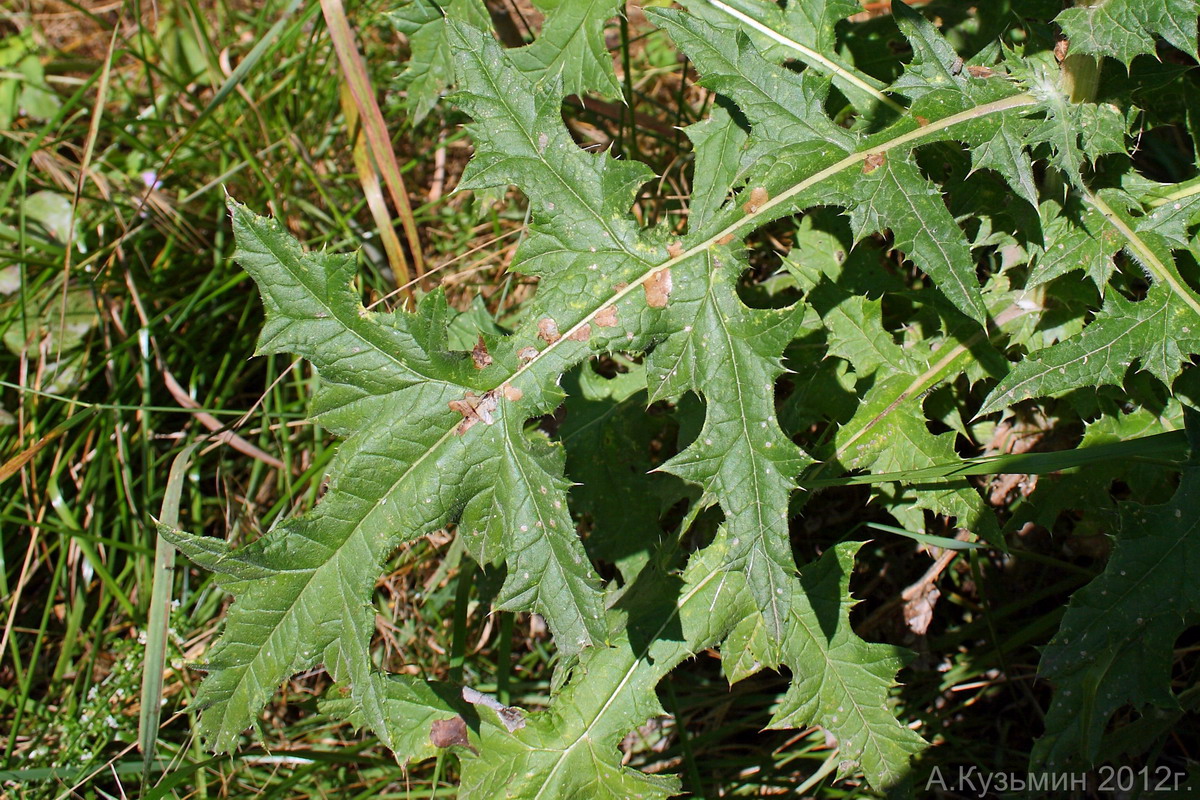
2, 0, 1197, 798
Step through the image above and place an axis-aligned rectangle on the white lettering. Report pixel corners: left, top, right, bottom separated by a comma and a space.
926, 766, 949, 791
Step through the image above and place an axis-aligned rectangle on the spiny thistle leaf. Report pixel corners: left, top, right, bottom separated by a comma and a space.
449, 14, 820, 644
805, 276, 1001, 543
768, 543, 927, 790
832, 373, 1001, 543
1138, 192, 1200, 248
388, 0, 620, 123
646, 249, 809, 647
680, 0, 860, 56
890, 1, 1040, 208
1034, 411, 1200, 769
1027, 196, 1123, 291
889, 0, 970, 98
683, 103, 747, 233
652, 10, 856, 173
981, 283, 1200, 416
829, 153, 989, 324
165, 202, 607, 750
983, 170, 1200, 416
1055, 0, 1200, 66
387, 0, 492, 123
969, 115, 1039, 207
674, 0, 879, 111
816, 292, 916, 376
456, 540, 746, 800
718, 544, 927, 789
506, 0, 623, 97
1014, 53, 1130, 188
652, 9, 1029, 326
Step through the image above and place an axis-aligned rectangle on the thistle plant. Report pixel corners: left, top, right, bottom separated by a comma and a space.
165, 1, 1200, 795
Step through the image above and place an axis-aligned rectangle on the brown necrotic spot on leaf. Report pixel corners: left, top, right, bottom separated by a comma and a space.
501, 383, 523, 402
568, 323, 591, 342
667, 240, 684, 258
449, 390, 500, 434
430, 716, 475, 752
862, 152, 886, 174
644, 267, 672, 308
595, 305, 618, 327
966, 65, 996, 78
471, 335, 492, 369
716, 232, 735, 245
742, 186, 769, 214
537, 317, 561, 343
518, 346, 539, 363
915, 115, 930, 127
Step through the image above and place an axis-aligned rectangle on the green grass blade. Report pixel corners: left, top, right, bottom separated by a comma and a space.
866, 522, 984, 551
139, 441, 200, 785
807, 430, 1188, 488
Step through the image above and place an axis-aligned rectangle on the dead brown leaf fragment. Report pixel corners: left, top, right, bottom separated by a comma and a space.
903, 583, 940, 636
568, 323, 591, 342
742, 186, 769, 214
644, 267, 672, 308
497, 707, 526, 732
862, 152, 886, 173
1054, 37, 1069, 63
449, 390, 500, 434
471, 335, 492, 369
537, 317, 561, 343
595, 305, 618, 327
462, 686, 527, 732
430, 716, 475, 753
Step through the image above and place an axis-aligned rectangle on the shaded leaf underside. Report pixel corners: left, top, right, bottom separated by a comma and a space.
1035, 445, 1200, 769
